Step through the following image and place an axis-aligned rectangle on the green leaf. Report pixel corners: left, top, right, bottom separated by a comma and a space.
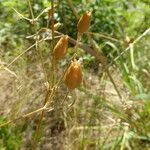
134, 93, 150, 100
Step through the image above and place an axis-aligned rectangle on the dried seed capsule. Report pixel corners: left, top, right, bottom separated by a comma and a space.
64, 60, 82, 90
77, 11, 92, 33
53, 35, 68, 61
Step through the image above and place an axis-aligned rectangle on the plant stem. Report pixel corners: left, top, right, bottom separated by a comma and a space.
7, 38, 45, 67
106, 69, 122, 99
0, 107, 46, 128
35, 34, 48, 84
50, 0, 56, 86
32, 85, 55, 149
66, 0, 79, 19
107, 28, 150, 70
27, 0, 34, 20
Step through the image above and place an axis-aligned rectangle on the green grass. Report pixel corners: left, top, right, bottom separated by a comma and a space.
0, 116, 23, 150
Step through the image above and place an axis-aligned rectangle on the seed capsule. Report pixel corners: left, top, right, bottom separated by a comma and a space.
53, 35, 68, 61
77, 11, 92, 33
64, 60, 82, 90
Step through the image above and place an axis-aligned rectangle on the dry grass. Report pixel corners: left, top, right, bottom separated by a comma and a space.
0, 65, 132, 149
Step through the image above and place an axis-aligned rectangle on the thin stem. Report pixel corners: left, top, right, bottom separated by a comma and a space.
32, 86, 55, 149
50, 0, 55, 87
1, 66, 18, 78
129, 43, 138, 70
6, 35, 61, 68
75, 32, 81, 50
27, 0, 35, 20
13, 8, 31, 21
32, 110, 45, 150
35, 34, 48, 84
68, 94, 76, 107
61, 90, 69, 105
106, 69, 122, 99
0, 107, 46, 128
7, 38, 45, 67
47, 6, 51, 28
120, 126, 129, 150
36, 7, 50, 20
102, 122, 116, 147
107, 28, 150, 70
66, 0, 79, 19
87, 31, 120, 42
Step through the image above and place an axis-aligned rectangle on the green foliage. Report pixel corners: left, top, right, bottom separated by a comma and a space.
0, 116, 23, 150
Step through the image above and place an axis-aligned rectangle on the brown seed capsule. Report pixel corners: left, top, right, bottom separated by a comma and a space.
77, 11, 92, 33
64, 60, 82, 90
53, 35, 68, 61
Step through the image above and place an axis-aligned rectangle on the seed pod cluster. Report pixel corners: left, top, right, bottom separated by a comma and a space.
53, 35, 68, 61
77, 11, 92, 33
64, 60, 82, 90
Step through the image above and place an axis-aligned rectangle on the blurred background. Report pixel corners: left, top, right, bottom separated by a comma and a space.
0, 0, 150, 149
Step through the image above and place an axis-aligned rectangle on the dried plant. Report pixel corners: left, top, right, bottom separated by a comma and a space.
0, 0, 150, 149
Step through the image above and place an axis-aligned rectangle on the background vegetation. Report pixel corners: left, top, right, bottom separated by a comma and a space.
0, 0, 150, 149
